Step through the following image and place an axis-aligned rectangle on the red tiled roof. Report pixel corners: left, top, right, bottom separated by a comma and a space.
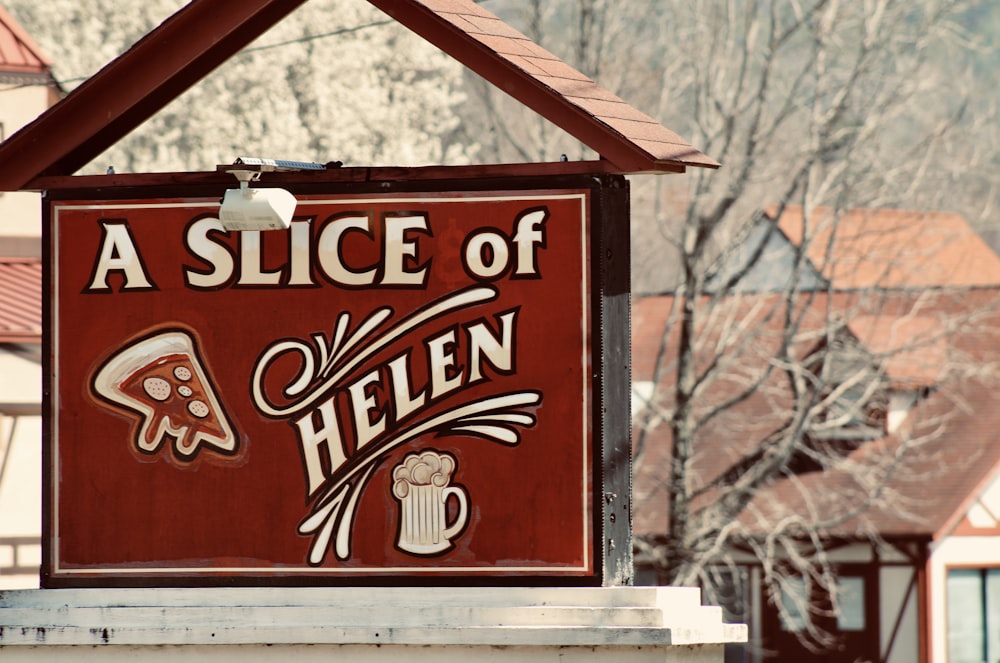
742, 375, 1000, 541
0, 257, 41, 342
633, 292, 835, 535
773, 206, 1000, 290
846, 314, 947, 388
631, 288, 1000, 541
0, 6, 51, 74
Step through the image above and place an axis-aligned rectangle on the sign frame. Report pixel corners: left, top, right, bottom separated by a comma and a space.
42, 172, 632, 587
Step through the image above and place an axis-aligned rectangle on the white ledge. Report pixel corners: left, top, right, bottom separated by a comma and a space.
0, 586, 746, 648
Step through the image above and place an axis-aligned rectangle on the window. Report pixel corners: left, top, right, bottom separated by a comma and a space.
779, 576, 809, 632
778, 574, 865, 632
836, 576, 866, 631
947, 568, 1000, 663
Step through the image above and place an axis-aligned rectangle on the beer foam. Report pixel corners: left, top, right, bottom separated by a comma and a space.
392, 450, 456, 498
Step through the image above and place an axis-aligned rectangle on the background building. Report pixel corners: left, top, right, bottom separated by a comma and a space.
632, 207, 1000, 662
0, 5, 59, 589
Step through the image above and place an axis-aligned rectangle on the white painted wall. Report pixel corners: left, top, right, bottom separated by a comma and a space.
929, 535, 1000, 662
0, 350, 41, 405
826, 543, 876, 563
966, 471, 1000, 528
0, 75, 48, 590
0, 343, 42, 587
0, 83, 48, 238
880, 565, 919, 663
0, 414, 42, 589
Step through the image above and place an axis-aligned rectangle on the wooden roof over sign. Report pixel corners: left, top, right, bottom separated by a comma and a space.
0, 0, 717, 191
369, 0, 718, 172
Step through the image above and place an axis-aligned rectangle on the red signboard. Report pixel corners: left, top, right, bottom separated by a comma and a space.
44, 176, 629, 586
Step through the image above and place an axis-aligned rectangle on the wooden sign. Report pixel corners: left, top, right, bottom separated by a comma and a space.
43, 175, 631, 586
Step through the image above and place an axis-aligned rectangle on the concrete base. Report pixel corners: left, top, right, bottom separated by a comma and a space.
0, 586, 746, 661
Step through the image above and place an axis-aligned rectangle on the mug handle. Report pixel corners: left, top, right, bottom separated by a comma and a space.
441, 485, 468, 541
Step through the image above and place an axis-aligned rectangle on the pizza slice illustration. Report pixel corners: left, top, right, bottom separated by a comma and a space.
92, 329, 238, 459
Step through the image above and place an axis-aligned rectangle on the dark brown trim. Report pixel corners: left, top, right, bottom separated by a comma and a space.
597, 175, 632, 584
27, 160, 638, 193
881, 566, 918, 663
918, 546, 930, 663
40, 196, 53, 587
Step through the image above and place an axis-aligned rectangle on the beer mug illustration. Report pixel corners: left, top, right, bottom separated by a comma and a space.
391, 450, 468, 555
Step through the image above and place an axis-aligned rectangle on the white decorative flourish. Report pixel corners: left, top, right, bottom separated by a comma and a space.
251, 285, 499, 418
318, 307, 394, 379
298, 391, 541, 565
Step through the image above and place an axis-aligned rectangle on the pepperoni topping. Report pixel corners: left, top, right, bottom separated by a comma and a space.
142, 377, 171, 401
187, 400, 210, 418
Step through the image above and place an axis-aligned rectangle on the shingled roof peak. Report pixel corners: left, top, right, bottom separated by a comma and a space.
0, 5, 52, 73
768, 205, 1000, 290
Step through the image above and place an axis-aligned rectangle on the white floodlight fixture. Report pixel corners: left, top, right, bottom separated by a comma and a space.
217, 157, 326, 232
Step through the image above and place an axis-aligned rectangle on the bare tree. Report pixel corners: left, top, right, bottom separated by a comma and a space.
476, 0, 997, 283
472, 0, 1000, 651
